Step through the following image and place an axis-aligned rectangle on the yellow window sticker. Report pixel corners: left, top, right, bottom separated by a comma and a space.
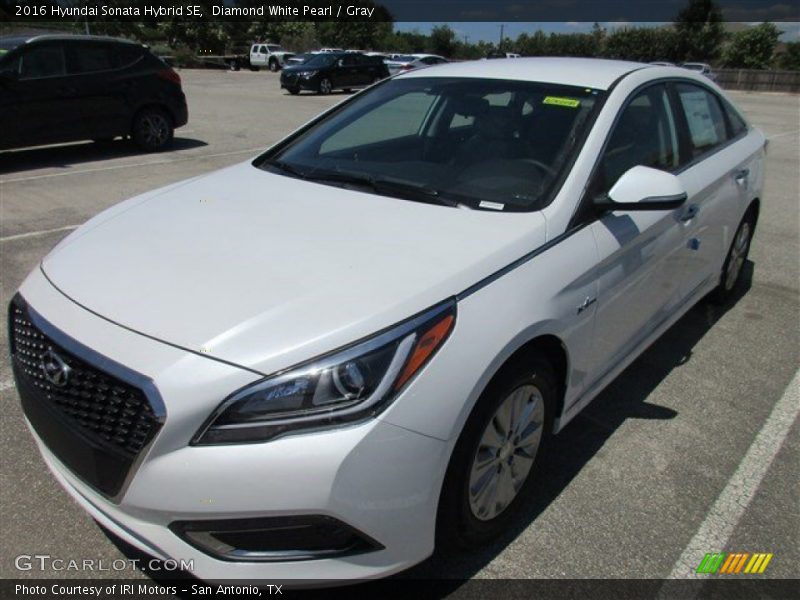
543, 96, 580, 108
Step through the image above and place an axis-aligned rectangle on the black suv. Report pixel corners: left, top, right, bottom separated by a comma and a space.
0, 35, 188, 152
280, 52, 389, 95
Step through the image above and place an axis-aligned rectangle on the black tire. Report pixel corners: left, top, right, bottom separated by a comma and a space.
710, 208, 756, 304
437, 355, 556, 550
131, 107, 174, 152
287, 86, 300, 95
268, 58, 279, 72
318, 77, 333, 95
228, 60, 240, 71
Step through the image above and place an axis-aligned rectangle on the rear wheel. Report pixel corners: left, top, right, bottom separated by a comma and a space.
710, 210, 756, 304
318, 78, 333, 95
268, 58, 279, 72
287, 86, 300, 95
131, 107, 173, 152
437, 355, 556, 549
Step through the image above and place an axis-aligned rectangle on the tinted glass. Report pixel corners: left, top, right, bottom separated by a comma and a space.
111, 43, 144, 69
675, 83, 728, 157
595, 84, 679, 195
19, 44, 66, 79
68, 42, 113, 74
259, 77, 603, 211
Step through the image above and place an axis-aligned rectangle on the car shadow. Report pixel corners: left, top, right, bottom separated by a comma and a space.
0, 137, 208, 175
98, 264, 753, 597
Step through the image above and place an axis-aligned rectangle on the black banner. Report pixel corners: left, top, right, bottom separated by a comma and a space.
1, 0, 797, 23
3, 579, 800, 600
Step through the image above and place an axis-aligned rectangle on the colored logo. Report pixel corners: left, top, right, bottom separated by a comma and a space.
696, 552, 773, 574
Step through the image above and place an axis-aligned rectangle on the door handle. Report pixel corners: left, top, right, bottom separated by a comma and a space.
733, 168, 749, 184
680, 204, 699, 222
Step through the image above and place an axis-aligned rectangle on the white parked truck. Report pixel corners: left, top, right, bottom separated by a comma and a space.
249, 43, 293, 71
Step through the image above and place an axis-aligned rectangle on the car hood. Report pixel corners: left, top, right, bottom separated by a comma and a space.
42, 162, 546, 375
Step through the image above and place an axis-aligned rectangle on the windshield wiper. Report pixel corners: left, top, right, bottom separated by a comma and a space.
262, 159, 309, 180
306, 170, 461, 208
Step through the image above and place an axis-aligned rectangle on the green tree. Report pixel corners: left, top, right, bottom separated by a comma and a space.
722, 22, 782, 69
603, 27, 679, 62
673, 0, 725, 61
776, 41, 800, 70
428, 24, 457, 57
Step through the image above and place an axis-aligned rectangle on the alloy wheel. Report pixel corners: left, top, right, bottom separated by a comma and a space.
725, 222, 751, 291
468, 384, 544, 521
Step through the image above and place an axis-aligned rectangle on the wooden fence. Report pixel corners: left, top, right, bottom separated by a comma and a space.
715, 69, 800, 93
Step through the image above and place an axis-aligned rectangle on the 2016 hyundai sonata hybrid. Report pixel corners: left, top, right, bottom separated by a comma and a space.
11, 58, 764, 583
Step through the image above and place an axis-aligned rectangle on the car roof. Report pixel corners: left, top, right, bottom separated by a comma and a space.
0, 34, 141, 46
397, 56, 649, 90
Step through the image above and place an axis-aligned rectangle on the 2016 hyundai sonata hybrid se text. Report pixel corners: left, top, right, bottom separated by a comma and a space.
11, 58, 765, 583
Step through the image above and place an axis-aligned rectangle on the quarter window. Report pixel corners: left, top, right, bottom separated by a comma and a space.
593, 84, 679, 196
675, 83, 728, 157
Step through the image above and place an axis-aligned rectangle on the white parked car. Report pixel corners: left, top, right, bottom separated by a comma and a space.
249, 43, 293, 72
681, 62, 718, 82
11, 58, 764, 584
385, 53, 448, 75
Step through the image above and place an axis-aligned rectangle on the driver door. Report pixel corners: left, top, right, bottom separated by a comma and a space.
587, 83, 692, 376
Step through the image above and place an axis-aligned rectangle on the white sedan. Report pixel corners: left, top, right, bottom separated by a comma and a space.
11, 58, 764, 583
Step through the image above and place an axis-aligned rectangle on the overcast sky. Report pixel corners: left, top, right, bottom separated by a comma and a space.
394, 21, 800, 44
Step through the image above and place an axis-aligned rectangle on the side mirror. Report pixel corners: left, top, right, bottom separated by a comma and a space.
595, 165, 687, 212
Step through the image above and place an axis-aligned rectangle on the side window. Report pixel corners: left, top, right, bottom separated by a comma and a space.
675, 83, 728, 157
341, 55, 357, 67
721, 98, 748, 138
67, 43, 113, 74
593, 84, 679, 196
19, 44, 66, 79
110, 44, 143, 69
260, 46, 268, 54
320, 92, 437, 153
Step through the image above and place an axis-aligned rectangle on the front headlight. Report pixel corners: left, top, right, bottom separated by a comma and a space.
298, 70, 314, 78
193, 300, 456, 445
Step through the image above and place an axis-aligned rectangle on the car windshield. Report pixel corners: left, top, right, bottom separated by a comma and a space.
304, 54, 336, 67
256, 77, 603, 211
0, 37, 24, 55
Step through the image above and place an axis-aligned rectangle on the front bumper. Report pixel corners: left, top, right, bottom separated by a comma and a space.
14, 268, 449, 583
280, 72, 319, 91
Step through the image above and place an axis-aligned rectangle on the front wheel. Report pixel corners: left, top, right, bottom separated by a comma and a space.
131, 107, 173, 152
437, 355, 556, 549
287, 86, 300, 95
318, 77, 332, 95
710, 210, 756, 304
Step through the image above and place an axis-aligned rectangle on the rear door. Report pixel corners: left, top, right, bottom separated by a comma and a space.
64, 40, 129, 140
670, 81, 761, 298
587, 83, 689, 374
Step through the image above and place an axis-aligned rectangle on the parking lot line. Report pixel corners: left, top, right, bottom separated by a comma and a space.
0, 146, 266, 184
666, 368, 799, 580
0, 224, 79, 243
